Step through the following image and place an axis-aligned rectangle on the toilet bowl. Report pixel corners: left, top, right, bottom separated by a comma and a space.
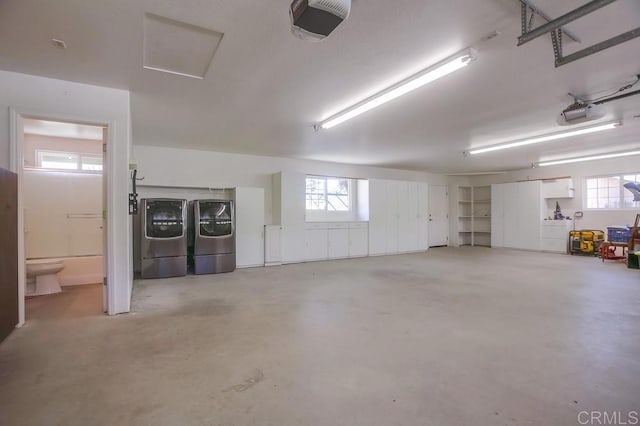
26, 259, 65, 296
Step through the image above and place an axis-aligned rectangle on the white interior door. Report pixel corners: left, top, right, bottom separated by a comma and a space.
101, 128, 108, 313
417, 183, 429, 250
428, 185, 449, 247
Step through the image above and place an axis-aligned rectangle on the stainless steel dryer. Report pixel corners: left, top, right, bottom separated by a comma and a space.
189, 199, 235, 274
140, 198, 188, 279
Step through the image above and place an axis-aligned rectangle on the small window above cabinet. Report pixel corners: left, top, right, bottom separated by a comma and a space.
542, 178, 574, 199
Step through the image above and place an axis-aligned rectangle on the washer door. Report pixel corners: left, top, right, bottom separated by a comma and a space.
146, 200, 185, 238
199, 201, 233, 237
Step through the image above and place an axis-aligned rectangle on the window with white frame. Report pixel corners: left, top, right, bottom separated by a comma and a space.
585, 173, 640, 209
36, 150, 103, 173
306, 176, 351, 212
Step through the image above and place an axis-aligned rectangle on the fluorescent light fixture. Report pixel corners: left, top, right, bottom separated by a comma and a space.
318, 48, 477, 130
538, 149, 640, 167
468, 121, 622, 155
447, 171, 507, 176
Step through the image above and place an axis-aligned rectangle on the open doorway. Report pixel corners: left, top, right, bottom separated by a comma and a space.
19, 118, 107, 321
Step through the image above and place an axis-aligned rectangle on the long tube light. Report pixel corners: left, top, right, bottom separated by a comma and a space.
538, 149, 640, 167
468, 120, 622, 155
318, 48, 477, 130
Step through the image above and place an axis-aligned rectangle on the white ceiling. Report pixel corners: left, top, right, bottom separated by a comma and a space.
0, 0, 638, 173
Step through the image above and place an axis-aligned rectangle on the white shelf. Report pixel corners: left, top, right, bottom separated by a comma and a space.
457, 186, 492, 247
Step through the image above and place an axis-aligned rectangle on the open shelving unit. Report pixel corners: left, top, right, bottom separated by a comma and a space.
457, 185, 492, 247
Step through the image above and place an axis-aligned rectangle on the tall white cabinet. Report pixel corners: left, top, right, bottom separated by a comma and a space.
272, 173, 428, 263
369, 179, 428, 256
235, 187, 265, 268
491, 180, 544, 250
272, 171, 306, 264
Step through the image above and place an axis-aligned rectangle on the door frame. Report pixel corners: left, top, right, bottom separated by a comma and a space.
9, 107, 114, 326
428, 184, 449, 247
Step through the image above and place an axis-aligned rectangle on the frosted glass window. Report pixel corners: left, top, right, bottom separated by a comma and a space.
81, 156, 103, 171
585, 174, 640, 210
306, 176, 351, 212
38, 152, 78, 170
34, 150, 102, 174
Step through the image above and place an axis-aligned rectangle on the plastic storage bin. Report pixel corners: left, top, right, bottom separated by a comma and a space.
607, 226, 631, 243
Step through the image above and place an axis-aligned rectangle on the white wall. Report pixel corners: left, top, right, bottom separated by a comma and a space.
0, 70, 131, 315
470, 156, 638, 232
133, 145, 449, 225
24, 170, 102, 258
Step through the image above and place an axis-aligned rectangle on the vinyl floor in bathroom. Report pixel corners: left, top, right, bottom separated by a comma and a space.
25, 283, 103, 321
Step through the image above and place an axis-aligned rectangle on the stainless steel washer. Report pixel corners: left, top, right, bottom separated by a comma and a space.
140, 198, 187, 279
189, 199, 235, 274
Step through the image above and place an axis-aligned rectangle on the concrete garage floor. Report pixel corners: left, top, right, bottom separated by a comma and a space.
1, 247, 639, 426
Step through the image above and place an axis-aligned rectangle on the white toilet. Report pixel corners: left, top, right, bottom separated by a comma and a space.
26, 259, 65, 296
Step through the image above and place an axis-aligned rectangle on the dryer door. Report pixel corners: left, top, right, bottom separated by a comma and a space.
199, 201, 233, 237
146, 200, 185, 239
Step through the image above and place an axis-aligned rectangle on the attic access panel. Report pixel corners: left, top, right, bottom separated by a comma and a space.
143, 13, 223, 79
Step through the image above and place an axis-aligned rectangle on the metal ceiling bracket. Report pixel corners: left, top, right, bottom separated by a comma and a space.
555, 27, 640, 67
518, 0, 581, 44
518, 0, 617, 46
551, 28, 563, 65
517, 0, 638, 67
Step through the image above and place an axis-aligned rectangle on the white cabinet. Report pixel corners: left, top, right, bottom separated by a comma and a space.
399, 182, 419, 252
492, 181, 543, 251
368, 179, 388, 255
542, 178, 574, 199
305, 228, 329, 261
541, 220, 571, 253
328, 228, 349, 259
385, 181, 399, 253
502, 182, 520, 248
304, 222, 368, 261
519, 181, 543, 250
369, 179, 428, 256
491, 184, 504, 247
349, 224, 369, 257
264, 225, 282, 265
235, 187, 265, 268
273, 172, 306, 264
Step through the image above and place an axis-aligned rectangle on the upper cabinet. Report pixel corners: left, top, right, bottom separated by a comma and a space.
541, 178, 574, 199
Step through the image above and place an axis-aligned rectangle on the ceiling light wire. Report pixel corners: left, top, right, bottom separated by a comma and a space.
573, 74, 640, 104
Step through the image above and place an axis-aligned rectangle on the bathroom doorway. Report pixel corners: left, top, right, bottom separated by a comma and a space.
19, 117, 107, 321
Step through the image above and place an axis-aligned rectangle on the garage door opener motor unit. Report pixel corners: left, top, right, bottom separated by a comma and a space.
289, 0, 350, 41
